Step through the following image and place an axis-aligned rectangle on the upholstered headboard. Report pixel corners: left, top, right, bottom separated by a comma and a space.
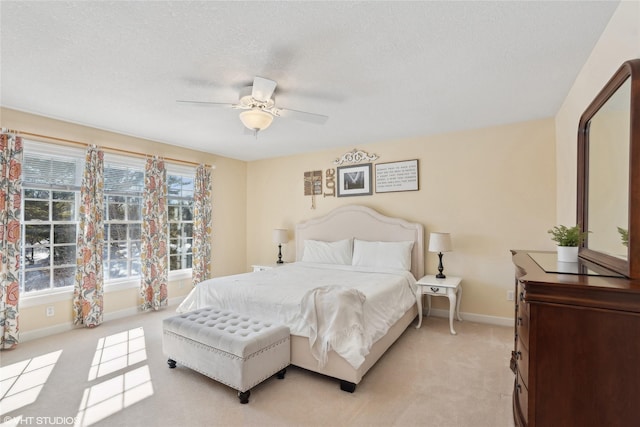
295, 205, 425, 279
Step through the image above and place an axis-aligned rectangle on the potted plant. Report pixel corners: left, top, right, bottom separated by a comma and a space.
548, 225, 589, 262
618, 227, 629, 248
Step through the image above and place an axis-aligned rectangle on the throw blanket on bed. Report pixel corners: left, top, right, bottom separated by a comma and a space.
301, 285, 370, 369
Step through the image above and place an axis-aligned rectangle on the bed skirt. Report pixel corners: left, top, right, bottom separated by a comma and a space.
289, 304, 417, 387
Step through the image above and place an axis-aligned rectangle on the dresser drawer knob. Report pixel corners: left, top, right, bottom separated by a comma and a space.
519, 292, 525, 302
430, 287, 440, 293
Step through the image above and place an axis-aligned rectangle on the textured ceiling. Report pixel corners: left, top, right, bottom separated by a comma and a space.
0, 1, 619, 161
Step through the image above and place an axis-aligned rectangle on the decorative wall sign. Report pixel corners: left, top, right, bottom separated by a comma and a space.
304, 170, 323, 209
337, 163, 373, 197
304, 170, 323, 195
324, 168, 336, 197
333, 149, 379, 166
375, 159, 419, 193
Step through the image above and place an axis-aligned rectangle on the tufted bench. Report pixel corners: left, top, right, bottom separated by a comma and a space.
162, 307, 290, 403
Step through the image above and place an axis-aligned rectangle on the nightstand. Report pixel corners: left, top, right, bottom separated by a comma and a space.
415, 275, 462, 334
251, 264, 283, 272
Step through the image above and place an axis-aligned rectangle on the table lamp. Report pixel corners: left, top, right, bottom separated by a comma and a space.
272, 229, 288, 264
428, 232, 452, 278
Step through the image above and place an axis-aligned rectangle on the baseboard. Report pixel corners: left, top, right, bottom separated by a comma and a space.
426, 308, 513, 327
20, 295, 186, 343
20, 321, 76, 343
20, 298, 509, 343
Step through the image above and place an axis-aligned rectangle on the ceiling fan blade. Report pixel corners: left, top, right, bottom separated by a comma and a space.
276, 107, 328, 125
252, 77, 277, 102
176, 100, 234, 107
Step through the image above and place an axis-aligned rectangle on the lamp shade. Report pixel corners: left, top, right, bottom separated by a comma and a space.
272, 229, 288, 244
428, 232, 452, 253
240, 108, 274, 131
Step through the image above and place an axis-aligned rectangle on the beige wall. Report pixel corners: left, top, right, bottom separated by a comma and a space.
555, 0, 640, 224
1, 108, 248, 334
247, 118, 557, 319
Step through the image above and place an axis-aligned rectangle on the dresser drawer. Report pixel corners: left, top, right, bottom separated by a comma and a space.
515, 371, 529, 426
515, 338, 529, 388
517, 282, 527, 305
516, 304, 530, 346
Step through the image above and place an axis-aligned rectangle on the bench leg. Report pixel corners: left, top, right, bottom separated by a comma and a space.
340, 380, 356, 393
167, 359, 176, 368
238, 390, 250, 404
276, 368, 287, 379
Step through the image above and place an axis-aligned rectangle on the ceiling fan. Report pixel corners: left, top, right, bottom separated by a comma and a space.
177, 76, 328, 135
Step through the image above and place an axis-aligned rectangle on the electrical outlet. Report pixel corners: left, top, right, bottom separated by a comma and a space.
46, 306, 55, 317
507, 290, 515, 301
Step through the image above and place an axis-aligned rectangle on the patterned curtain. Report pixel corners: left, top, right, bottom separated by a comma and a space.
192, 164, 212, 285
140, 157, 168, 311
0, 132, 22, 349
73, 146, 105, 328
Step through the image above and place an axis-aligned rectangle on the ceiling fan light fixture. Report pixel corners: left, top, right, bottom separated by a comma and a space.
239, 108, 274, 131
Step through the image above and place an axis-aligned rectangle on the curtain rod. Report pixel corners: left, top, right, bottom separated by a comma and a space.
6, 129, 212, 168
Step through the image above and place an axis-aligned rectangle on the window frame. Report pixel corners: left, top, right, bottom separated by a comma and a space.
21, 188, 81, 294
20, 140, 85, 295
102, 155, 146, 282
167, 169, 195, 272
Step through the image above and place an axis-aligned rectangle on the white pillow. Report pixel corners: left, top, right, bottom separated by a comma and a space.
352, 239, 414, 271
301, 238, 353, 265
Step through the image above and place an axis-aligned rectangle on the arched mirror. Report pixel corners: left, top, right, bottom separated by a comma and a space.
578, 59, 640, 279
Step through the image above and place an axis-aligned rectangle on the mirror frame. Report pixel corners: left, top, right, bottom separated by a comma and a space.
577, 59, 640, 279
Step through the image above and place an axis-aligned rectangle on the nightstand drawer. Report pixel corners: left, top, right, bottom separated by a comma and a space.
423, 286, 447, 295
251, 264, 280, 272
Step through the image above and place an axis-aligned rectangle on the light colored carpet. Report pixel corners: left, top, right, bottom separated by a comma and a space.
1, 307, 516, 427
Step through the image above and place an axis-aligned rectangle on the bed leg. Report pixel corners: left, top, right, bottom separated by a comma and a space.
167, 359, 176, 368
276, 368, 287, 379
340, 380, 356, 393
238, 390, 250, 404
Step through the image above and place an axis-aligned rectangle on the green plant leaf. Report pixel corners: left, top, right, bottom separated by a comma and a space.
548, 225, 589, 246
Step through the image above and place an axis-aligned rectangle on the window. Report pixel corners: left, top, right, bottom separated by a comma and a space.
167, 170, 195, 271
21, 141, 83, 293
20, 141, 197, 295
102, 157, 145, 281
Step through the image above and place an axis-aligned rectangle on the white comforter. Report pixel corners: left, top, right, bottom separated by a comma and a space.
177, 262, 417, 369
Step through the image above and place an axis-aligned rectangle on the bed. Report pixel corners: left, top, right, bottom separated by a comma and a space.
177, 205, 424, 392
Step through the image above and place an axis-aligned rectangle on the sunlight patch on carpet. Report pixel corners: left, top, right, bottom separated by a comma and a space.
0, 350, 62, 416
88, 327, 147, 381
75, 365, 154, 426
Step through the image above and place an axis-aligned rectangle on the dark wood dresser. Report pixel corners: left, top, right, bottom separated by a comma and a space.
510, 250, 640, 427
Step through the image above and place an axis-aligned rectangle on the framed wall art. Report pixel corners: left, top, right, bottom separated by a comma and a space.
337, 163, 372, 197
375, 159, 419, 193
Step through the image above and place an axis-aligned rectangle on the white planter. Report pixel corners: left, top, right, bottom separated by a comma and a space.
557, 246, 579, 263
